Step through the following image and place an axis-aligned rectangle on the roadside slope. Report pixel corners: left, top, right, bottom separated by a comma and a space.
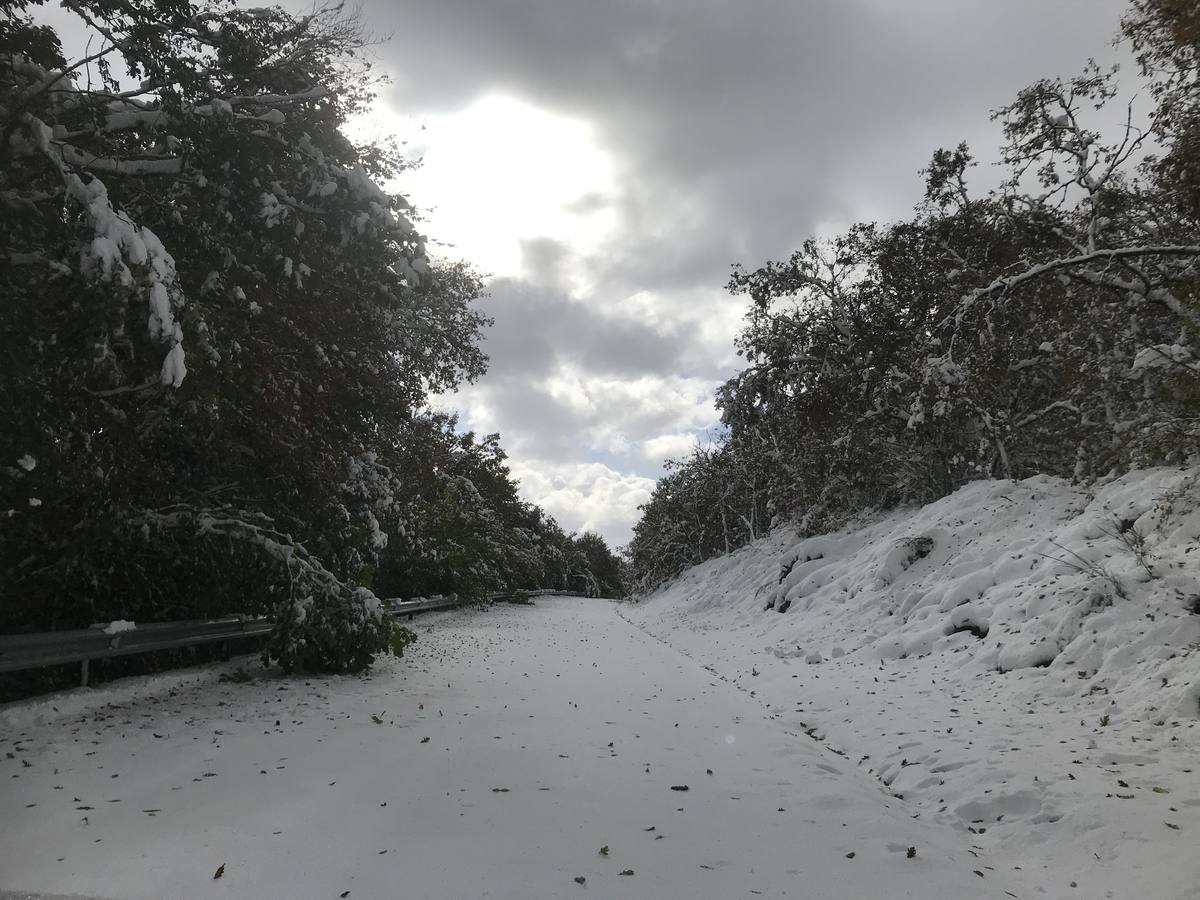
624, 467, 1200, 900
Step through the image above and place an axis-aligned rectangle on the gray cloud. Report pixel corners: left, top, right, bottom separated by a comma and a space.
481, 274, 701, 383
451, 253, 718, 471
391, 0, 1130, 542
378, 0, 1126, 293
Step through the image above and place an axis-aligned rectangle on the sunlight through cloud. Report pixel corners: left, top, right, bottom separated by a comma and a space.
398, 95, 617, 279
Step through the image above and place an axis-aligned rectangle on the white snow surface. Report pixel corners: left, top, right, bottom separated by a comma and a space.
4, 602, 1022, 899
624, 467, 1200, 900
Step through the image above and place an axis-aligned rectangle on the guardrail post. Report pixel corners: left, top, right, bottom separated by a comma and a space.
80, 658, 89, 688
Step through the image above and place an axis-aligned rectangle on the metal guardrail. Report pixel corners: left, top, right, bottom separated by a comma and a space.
0, 590, 578, 686
0, 592, 484, 686
0, 616, 273, 685
389, 594, 471, 619
486, 589, 574, 602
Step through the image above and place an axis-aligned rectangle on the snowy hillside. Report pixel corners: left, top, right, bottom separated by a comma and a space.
624, 467, 1200, 900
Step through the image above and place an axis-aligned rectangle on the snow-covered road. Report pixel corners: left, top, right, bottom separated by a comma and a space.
3, 598, 1017, 899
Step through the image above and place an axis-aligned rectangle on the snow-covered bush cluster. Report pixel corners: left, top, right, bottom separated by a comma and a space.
0, 0, 624, 676
630, 1, 1200, 590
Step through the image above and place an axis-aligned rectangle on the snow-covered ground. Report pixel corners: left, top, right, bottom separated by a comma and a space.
624, 467, 1200, 900
4, 600, 1022, 899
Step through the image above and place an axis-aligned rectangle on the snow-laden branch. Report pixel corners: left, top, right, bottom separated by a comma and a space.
954, 245, 1200, 324
20, 110, 189, 386
1130, 344, 1200, 375
133, 504, 382, 618
224, 87, 329, 106
8, 252, 72, 275
1015, 401, 1081, 429
58, 144, 184, 177
83, 378, 162, 398
131, 505, 389, 672
15, 42, 121, 106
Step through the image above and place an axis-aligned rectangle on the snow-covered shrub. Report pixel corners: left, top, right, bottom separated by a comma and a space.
267, 584, 415, 675
386, 621, 418, 658
267, 586, 389, 675
875, 536, 935, 587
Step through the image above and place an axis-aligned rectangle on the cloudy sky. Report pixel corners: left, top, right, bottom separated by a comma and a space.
352, 0, 1129, 546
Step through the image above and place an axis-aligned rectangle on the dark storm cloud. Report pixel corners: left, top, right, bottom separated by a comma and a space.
480, 244, 701, 381
472, 374, 581, 456
456, 362, 717, 467
480, 276, 677, 381
374, 0, 1127, 294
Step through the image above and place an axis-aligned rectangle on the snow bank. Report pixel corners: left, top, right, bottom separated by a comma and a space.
625, 467, 1200, 900
638, 468, 1200, 720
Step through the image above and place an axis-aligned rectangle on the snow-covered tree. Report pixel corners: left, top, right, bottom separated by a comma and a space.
630, 0, 1200, 588
1, 0, 491, 671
